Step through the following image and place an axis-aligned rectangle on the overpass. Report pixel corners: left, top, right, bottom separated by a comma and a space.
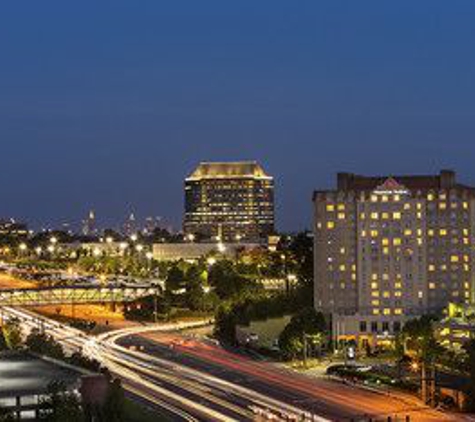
0, 284, 160, 307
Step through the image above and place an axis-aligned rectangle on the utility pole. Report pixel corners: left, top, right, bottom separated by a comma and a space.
153, 290, 158, 323
303, 333, 308, 368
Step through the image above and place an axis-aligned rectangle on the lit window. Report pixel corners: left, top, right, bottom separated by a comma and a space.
383, 309, 391, 315
427, 193, 434, 201
394, 309, 403, 315
370, 230, 379, 238
428, 265, 435, 272
373, 309, 380, 315
394, 195, 400, 201
439, 203, 447, 210
371, 195, 378, 202
338, 213, 346, 220
393, 238, 402, 246
382, 238, 389, 246
404, 203, 411, 210
326, 204, 335, 212
337, 204, 345, 211
382, 212, 389, 220
463, 202, 469, 210
393, 212, 401, 220
440, 229, 447, 236
327, 222, 335, 229
404, 229, 412, 236
429, 283, 436, 289
371, 212, 379, 220
451, 255, 460, 263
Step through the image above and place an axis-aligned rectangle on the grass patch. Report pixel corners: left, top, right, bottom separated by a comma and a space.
123, 397, 167, 422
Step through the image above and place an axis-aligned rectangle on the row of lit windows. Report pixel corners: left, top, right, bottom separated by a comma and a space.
373, 308, 404, 315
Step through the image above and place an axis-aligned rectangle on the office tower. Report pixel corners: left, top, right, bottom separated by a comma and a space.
82, 210, 96, 236
184, 161, 275, 242
313, 171, 475, 347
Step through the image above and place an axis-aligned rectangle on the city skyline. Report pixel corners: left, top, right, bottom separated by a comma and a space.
1, 2, 474, 231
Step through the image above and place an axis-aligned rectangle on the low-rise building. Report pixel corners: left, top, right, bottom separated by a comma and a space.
0, 352, 105, 420
437, 303, 475, 351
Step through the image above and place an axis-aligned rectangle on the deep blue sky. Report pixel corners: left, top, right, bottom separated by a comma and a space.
1, 1, 474, 232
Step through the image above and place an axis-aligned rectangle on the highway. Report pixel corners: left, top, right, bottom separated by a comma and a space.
118, 330, 467, 422
1, 307, 329, 421
3, 306, 471, 421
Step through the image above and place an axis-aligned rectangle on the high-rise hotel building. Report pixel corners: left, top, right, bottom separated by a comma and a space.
184, 161, 274, 242
313, 171, 475, 347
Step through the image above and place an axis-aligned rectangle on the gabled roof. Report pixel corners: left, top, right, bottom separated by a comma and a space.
186, 161, 272, 181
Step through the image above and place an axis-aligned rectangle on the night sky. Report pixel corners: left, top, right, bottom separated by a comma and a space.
1, 2, 474, 232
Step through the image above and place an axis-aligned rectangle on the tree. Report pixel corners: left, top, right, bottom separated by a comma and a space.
399, 316, 443, 364
2, 318, 22, 350
26, 329, 65, 360
99, 379, 125, 422
278, 308, 327, 361
463, 339, 475, 411
40, 381, 84, 422
165, 264, 186, 295
183, 265, 206, 311
208, 260, 259, 300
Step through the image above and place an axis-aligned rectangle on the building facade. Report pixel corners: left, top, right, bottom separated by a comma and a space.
313, 171, 475, 347
184, 161, 275, 242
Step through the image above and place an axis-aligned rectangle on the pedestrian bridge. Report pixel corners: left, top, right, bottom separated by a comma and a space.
0, 284, 160, 307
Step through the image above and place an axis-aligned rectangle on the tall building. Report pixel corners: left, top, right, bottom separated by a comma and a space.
81, 210, 96, 236
184, 161, 275, 242
123, 213, 137, 237
313, 170, 475, 347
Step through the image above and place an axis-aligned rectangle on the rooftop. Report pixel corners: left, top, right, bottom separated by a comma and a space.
0, 352, 89, 398
186, 161, 272, 181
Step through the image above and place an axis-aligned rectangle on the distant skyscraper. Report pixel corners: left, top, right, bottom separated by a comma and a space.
82, 210, 96, 236
123, 213, 137, 237
184, 161, 275, 242
313, 170, 475, 348
143, 216, 162, 235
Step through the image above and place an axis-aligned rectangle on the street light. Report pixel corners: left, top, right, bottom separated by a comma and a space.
106, 236, 114, 244
19, 243, 27, 252
35, 246, 42, 256
130, 234, 138, 242
135, 244, 144, 253
50, 237, 58, 245
217, 242, 226, 253
145, 251, 153, 260
207, 257, 217, 266
186, 233, 195, 242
